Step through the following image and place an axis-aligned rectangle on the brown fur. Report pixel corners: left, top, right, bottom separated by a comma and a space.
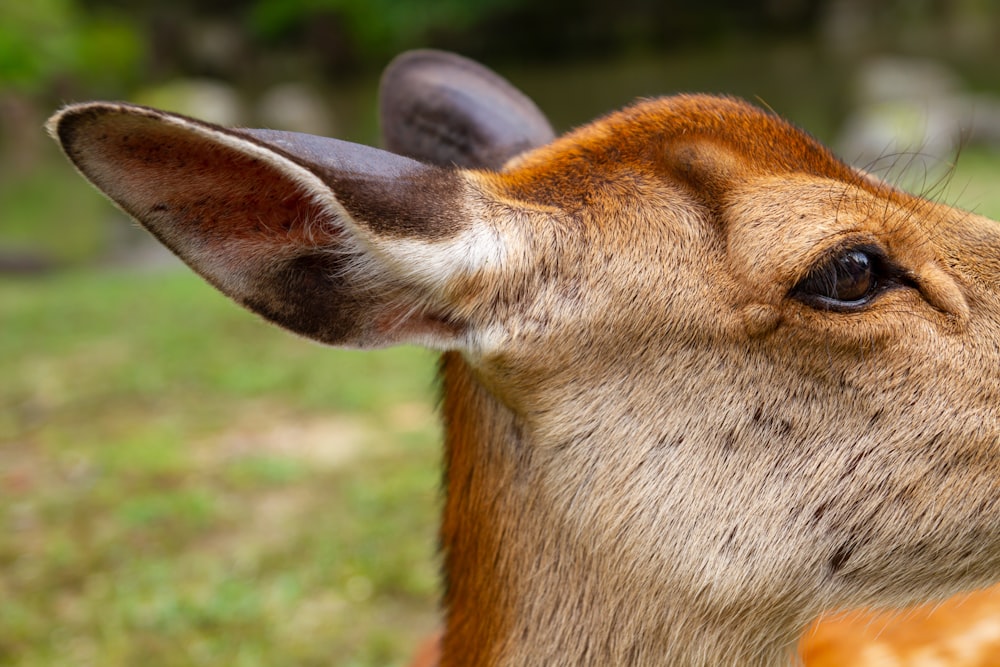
49, 61, 1000, 667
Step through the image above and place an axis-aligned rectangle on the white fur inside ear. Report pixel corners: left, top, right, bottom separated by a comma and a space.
375, 205, 509, 292
395, 222, 505, 286
353, 210, 514, 353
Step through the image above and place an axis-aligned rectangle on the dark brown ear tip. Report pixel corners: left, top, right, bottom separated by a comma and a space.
47, 102, 151, 150
47, 103, 99, 145
46, 104, 110, 163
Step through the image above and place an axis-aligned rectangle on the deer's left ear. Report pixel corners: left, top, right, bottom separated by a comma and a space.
379, 49, 555, 169
48, 102, 503, 350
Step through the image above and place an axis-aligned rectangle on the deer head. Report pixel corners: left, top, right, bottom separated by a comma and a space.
49, 51, 1000, 666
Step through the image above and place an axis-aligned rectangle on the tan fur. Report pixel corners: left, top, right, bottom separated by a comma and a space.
50, 83, 1000, 667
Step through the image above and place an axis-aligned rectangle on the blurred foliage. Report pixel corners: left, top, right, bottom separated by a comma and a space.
248, 0, 519, 60
0, 0, 76, 93
3, 0, 997, 99
241, 0, 819, 67
0, 0, 143, 95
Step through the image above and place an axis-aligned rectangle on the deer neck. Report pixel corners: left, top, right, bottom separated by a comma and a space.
436, 351, 801, 667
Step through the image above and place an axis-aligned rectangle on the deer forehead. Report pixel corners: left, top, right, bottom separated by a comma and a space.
475, 96, 987, 324
478, 96, 868, 293
494, 95, 858, 204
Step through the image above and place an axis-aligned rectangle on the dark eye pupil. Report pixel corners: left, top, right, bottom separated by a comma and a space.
797, 248, 876, 305
832, 250, 872, 301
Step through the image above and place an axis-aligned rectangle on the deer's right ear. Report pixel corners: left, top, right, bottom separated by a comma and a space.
379, 49, 555, 169
48, 102, 501, 350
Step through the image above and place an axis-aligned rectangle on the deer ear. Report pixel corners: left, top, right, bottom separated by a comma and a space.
48, 102, 491, 350
379, 49, 555, 169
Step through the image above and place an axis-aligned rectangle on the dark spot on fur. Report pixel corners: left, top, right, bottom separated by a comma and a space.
722, 526, 738, 552
866, 408, 884, 429
811, 501, 829, 526
840, 448, 872, 481
828, 543, 854, 574
554, 425, 598, 453
721, 427, 738, 455
750, 408, 794, 439
657, 433, 684, 448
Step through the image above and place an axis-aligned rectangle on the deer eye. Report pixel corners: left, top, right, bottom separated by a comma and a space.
792, 246, 887, 310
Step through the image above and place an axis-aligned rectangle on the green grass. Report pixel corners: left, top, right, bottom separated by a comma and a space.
1, 271, 442, 667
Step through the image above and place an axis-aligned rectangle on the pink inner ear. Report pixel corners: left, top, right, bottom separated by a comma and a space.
65, 110, 341, 260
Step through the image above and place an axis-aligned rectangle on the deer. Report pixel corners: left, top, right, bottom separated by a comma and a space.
48, 50, 1000, 666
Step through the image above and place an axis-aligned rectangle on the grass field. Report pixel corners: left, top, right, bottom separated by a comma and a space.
1, 268, 442, 666
2, 143, 999, 666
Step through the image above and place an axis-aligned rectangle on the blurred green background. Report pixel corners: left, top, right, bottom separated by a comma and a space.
2, 1, 1000, 665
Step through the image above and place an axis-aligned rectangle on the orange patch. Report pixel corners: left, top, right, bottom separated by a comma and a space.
802, 587, 1000, 667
